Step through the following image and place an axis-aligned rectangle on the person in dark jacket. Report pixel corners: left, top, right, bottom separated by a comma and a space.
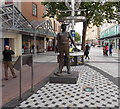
3, 45, 17, 80
109, 43, 113, 56
84, 44, 90, 60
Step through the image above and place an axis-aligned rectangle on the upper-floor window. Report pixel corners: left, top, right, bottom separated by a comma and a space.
32, 3, 37, 17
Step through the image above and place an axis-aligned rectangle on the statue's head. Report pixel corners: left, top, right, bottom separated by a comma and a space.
61, 24, 68, 31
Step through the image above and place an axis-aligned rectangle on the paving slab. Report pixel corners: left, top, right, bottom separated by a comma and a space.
16, 66, 120, 108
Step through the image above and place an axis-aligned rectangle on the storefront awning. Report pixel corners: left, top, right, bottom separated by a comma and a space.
0, 4, 56, 37
98, 33, 120, 40
31, 20, 56, 37
0, 4, 34, 33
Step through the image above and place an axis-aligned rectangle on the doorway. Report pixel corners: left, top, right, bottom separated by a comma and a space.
4, 38, 14, 50
4, 38, 9, 46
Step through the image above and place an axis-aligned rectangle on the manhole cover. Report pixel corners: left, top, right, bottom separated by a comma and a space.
83, 87, 94, 92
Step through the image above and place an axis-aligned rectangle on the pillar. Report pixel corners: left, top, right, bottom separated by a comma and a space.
44, 37, 47, 52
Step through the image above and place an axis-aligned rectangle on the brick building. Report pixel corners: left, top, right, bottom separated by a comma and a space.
0, 1, 60, 60
86, 24, 100, 46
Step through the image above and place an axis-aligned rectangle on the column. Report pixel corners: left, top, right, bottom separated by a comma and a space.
44, 37, 47, 52
16, 34, 22, 56
0, 12, 3, 61
0, 4, 2, 106
0, 33, 3, 61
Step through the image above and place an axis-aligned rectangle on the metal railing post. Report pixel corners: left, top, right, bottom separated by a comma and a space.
19, 56, 22, 100
31, 55, 34, 92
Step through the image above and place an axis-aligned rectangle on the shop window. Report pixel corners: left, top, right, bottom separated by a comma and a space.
32, 3, 37, 17
5, 0, 13, 4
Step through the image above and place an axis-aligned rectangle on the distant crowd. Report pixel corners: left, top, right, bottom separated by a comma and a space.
84, 42, 113, 60
103, 43, 113, 56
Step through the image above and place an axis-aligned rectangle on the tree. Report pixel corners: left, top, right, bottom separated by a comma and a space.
75, 32, 81, 42
42, 2, 119, 50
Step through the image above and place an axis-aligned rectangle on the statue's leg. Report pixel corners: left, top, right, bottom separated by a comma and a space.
64, 46, 70, 74
58, 51, 64, 73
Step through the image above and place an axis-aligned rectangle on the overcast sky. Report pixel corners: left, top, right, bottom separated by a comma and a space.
74, 22, 83, 36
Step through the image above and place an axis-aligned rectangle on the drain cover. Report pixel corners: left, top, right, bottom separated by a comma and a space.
83, 87, 94, 92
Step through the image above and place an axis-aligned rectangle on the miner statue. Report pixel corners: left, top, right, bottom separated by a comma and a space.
55, 24, 79, 76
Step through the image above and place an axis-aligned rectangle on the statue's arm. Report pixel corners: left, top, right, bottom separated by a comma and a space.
69, 35, 77, 49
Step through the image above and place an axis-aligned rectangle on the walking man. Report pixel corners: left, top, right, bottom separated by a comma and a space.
109, 43, 113, 56
3, 45, 17, 80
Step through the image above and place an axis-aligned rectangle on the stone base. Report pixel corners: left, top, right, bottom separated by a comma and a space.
49, 71, 79, 84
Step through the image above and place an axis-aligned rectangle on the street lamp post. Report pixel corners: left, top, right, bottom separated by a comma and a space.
64, 0, 84, 42
71, 0, 75, 30
65, 0, 80, 30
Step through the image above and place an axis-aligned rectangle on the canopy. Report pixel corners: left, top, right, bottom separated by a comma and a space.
0, 4, 56, 37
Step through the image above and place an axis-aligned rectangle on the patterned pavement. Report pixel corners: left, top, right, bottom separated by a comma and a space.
15, 65, 120, 108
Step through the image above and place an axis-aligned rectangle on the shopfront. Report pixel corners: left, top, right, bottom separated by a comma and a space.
0, 4, 56, 57
47, 36, 55, 51
22, 35, 44, 54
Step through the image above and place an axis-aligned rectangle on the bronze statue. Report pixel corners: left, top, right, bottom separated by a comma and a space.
56, 24, 78, 75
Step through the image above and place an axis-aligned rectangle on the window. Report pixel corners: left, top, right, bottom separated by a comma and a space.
5, 0, 13, 4
32, 3, 37, 17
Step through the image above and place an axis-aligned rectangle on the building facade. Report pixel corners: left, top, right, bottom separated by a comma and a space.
99, 23, 120, 50
0, 1, 60, 60
21, 2, 45, 22
86, 24, 100, 46
0, 2, 22, 60
21, 2, 47, 53
21, 2, 60, 53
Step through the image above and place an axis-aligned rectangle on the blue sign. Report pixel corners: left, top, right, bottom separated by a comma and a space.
71, 30, 76, 37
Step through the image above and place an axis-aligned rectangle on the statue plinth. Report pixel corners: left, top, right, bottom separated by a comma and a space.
49, 71, 79, 84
